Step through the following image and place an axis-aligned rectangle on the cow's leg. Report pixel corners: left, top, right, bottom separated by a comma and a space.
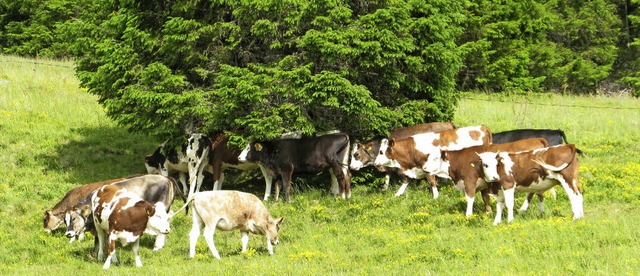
426, 174, 439, 199
480, 190, 492, 213
395, 175, 410, 196
95, 224, 106, 261
212, 165, 223, 190
274, 179, 281, 202
203, 225, 220, 259
259, 166, 274, 201
464, 182, 475, 217
558, 176, 584, 220
519, 193, 534, 212
328, 169, 340, 197
504, 188, 515, 223
103, 234, 117, 269
178, 172, 188, 196
493, 191, 504, 225
153, 234, 166, 251
266, 236, 274, 255
536, 192, 545, 214
241, 231, 249, 252
133, 239, 143, 267
282, 169, 294, 203
382, 174, 391, 191
189, 209, 203, 259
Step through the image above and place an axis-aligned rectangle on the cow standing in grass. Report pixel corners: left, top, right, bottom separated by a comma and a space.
478, 144, 584, 223
350, 122, 456, 196
92, 185, 172, 269
188, 190, 283, 259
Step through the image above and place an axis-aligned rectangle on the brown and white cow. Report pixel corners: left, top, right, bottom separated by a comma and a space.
43, 175, 142, 233
238, 133, 351, 202
478, 144, 584, 224
64, 174, 179, 251
350, 122, 456, 195
373, 125, 492, 196
92, 185, 172, 269
188, 190, 283, 259
422, 138, 548, 223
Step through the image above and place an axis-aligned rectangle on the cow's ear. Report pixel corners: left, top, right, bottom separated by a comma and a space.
388, 139, 395, 147
81, 205, 91, 217
275, 217, 284, 225
254, 143, 263, 152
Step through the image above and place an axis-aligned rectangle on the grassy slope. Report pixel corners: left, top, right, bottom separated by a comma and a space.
1, 55, 640, 274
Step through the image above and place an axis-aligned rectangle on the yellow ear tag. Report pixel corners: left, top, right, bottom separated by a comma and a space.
255, 143, 263, 152
470, 163, 475, 167
367, 146, 372, 151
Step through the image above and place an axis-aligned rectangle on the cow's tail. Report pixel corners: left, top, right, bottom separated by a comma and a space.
558, 129, 585, 156
532, 158, 570, 172
170, 197, 194, 219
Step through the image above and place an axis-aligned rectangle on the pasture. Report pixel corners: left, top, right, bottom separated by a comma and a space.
2, 54, 640, 274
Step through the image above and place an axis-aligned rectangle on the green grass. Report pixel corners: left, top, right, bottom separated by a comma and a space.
2, 54, 640, 274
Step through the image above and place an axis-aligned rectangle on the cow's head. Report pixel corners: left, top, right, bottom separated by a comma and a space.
423, 150, 450, 178
373, 139, 399, 168
350, 141, 379, 171
265, 216, 284, 246
477, 151, 501, 182
238, 142, 264, 163
144, 154, 162, 174
144, 202, 171, 235
43, 210, 63, 233
64, 205, 92, 242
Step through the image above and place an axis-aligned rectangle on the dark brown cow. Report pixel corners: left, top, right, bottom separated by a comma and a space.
350, 122, 456, 194
92, 185, 171, 269
238, 133, 351, 202
374, 125, 492, 197
478, 144, 584, 224
422, 138, 548, 222
43, 175, 142, 233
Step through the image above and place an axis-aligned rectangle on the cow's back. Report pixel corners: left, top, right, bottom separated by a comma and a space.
194, 191, 267, 226
113, 174, 176, 211
390, 122, 456, 139
492, 129, 566, 145
273, 133, 349, 169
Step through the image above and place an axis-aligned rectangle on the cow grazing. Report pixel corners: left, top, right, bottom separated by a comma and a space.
187, 133, 275, 200
478, 144, 584, 224
188, 190, 283, 259
350, 122, 456, 194
64, 174, 179, 251
374, 125, 492, 197
92, 185, 171, 269
43, 175, 142, 234
238, 133, 351, 202
422, 138, 549, 222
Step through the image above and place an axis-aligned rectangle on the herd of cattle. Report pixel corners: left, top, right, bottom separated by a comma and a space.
42, 123, 585, 269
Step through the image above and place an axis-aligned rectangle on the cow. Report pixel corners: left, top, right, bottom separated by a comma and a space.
186, 133, 275, 201
238, 133, 351, 202
373, 125, 492, 197
477, 144, 584, 224
145, 138, 191, 194
92, 185, 172, 269
492, 128, 583, 155
188, 190, 283, 259
64, 174, 179, 251
492, 128, 584, 209
43, 175, 142, 234
422, 138, 549, 222
350, 122, 456, 195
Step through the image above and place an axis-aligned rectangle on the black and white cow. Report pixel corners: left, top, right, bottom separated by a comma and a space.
238, 133, 351, 202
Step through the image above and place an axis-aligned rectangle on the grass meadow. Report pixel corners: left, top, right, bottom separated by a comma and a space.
2, 54, 640, 274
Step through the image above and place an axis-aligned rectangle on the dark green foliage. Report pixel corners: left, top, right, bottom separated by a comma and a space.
61, 0, 464, 144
